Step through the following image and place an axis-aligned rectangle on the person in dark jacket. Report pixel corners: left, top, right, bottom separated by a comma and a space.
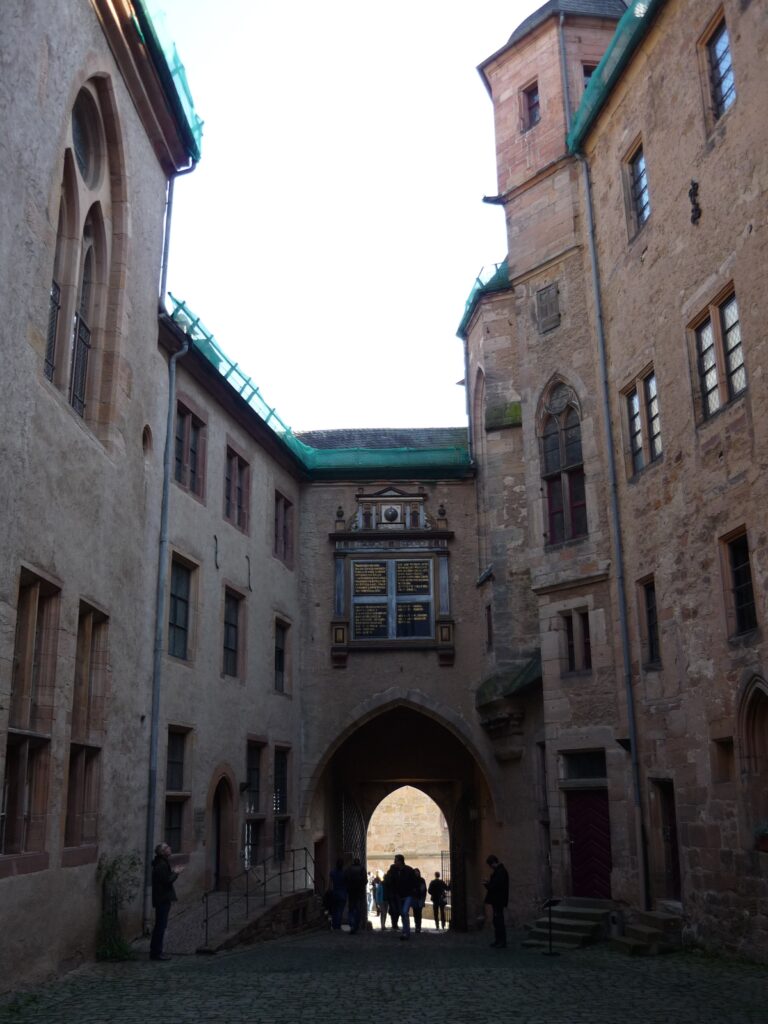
328, 857, 348, 930
386, 854, 417, 940
412, 868, 427, 933
344, 856, 367, 934
428, 871, 450, 930
483, 854, 509, 948
150, 842, 183, 960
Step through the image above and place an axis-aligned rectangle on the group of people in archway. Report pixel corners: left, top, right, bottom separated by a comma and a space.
327, 854, 449, 939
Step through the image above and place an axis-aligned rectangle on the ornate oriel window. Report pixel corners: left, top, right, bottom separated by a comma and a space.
330, 487, 454, 666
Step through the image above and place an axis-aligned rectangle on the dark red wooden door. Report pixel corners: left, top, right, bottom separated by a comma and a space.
566, 789, 612, 898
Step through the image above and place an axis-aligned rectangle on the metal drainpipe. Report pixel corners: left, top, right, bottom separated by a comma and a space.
558, 15, 650, 911
143, 332, 189, 933
159, 163, 195, 306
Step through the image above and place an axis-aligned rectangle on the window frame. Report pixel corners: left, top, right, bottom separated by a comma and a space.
222, 588, 244, 678
625, 141, 651, 235
689, 287, 746, 422
174, 397, 207, 499
536, 282, 561, 334
164, 727, 191, 854
224, 443, 250, 532
721, 529, 757, 638
349, 557, 435, 642
168, 555, 196, 662
274, 619, 289, 693
698, 12, 736, 129
522, 80, 541, 131
541, 404, 588, 547
622, 367, 662, 477
274, 491, 294, 567
562, 609, 592, 675
637, 576, 661, 668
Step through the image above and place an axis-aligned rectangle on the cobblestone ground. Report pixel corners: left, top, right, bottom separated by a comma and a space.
2, 927, 766, 1024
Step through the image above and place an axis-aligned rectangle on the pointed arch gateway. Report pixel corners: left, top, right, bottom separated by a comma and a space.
306, 697, 498, 931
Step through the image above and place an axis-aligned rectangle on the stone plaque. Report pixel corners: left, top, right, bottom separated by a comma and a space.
353, 561, 387, 596
353, 603, 388, 639
396, 560, 430, 595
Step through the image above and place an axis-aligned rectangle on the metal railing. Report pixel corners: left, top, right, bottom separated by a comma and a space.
201, 846, 316, 947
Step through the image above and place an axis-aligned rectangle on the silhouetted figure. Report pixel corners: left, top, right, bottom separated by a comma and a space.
484, 854, 509, 948
150, 842, 183, 960
329, 857, 347, 930
386, 854, 417, 940
412, 868, 427, 933
428, 871, 450, 930
345, 856, 367, 934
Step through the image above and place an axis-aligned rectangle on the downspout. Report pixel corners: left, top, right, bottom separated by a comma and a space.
558, 15, 650, 911
159, 163, 196, 307
143, 331, 189, 933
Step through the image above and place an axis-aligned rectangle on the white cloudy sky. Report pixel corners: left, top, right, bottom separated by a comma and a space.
156, 1, 542, 431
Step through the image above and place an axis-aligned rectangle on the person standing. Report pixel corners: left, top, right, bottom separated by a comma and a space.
150, 842, 183, 961
483, 854, 509, 948
412, 868, 427, 933
344, 856, 367, 934
329, 857, 348, 930
386, 854, 417, 940
428, 871, 450, 930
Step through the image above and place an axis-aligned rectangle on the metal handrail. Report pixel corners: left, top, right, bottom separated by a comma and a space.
201, 846, 316, 947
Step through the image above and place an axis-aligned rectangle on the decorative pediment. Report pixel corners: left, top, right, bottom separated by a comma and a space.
335, 485, 448, 532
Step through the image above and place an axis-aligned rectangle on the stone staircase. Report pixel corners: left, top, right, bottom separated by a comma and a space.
610, 908, 683, 956
522, 897, 615, 951
134, 886, 326, 957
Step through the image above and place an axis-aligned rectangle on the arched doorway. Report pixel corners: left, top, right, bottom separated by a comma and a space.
309, 703, 493, 930
211, 776, 235, 890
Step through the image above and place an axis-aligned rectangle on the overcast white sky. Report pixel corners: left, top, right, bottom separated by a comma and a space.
156, 1, 542, 431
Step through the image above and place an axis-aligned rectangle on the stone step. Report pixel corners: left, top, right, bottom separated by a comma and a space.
522, 937, 586, 951
525, 927, 593, 947
625, 923, 667, 943
637, 910, 682, 933
611, 936, 653, 956
550, 906, 611, 924
531, 915, 602, 935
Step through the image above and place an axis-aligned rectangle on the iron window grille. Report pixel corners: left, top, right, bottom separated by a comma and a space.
274, 492, 294, 565
45, 280, 60, 381
69, 313, 91, 417
708, 21, 735, 119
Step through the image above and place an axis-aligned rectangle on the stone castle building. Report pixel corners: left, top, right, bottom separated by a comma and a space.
1, 0, 767, 990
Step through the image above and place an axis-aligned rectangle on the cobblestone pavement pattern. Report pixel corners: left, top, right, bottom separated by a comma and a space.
2, 928, 766, 1024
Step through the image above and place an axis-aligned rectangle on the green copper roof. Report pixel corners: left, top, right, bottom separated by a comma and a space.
456, 260, 510, 339
567, 0, 666, 154
166, 295, 472, 479
134, 1, 204, 162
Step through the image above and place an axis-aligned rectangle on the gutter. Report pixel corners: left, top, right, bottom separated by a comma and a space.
143, 332, 189, 933
558, 15, 650, 912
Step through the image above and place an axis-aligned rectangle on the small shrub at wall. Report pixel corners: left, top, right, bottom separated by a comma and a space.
95, 851, 142, 960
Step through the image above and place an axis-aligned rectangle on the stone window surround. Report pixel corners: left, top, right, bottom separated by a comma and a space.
621, 363, 662, 479
687, 284, 746, 424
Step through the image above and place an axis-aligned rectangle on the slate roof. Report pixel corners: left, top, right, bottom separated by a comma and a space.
508, 0, 627, 45
295, 427, 469, 451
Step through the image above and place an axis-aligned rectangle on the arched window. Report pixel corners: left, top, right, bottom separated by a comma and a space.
739, 678, 768, 832
541, 387, 587, 544
46, 79, 124, 429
